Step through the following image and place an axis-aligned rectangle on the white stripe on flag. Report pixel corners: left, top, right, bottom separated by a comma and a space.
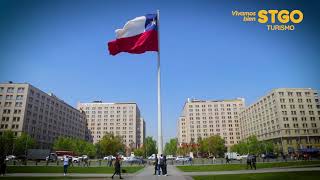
115, 16, 146, 39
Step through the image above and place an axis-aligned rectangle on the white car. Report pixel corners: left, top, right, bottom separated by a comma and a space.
240, 154, 249, 159
6, 155, 16, 161
175, 156, 188, 162
148, 154, 156, 160
72, 156, 81, 163
166, 155, 176, 160
103, 155, 116, 160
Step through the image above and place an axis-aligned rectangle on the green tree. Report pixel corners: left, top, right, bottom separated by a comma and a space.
144, 136, 157, 157
133, 147, 144, 157
231, 141, 248, 154
230, 135, 275, 155
96, 133, 125, 157
53, 136, 73, 151
53, 136, 96, 157
177, 146, 188, 156
259, 140, 274, 154
200, 135, 226, 157
247, 135, 261, 154
0, 130, 15, 156
164, 138, 178, 156
14, 133, 36, 156
83, 142, 96, 157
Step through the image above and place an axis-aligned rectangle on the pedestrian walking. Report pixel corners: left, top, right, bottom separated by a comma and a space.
225, 155, 230, 164
153, 154, 158, 175
282, 153, 287, 162
0, 155, 7, 176
246, 155, 252, 169
212, 156, 216, 164
158, 154, 164, 176
163, 155, 167, 176
189, 156, 193, 165
111, 156, 123, 179
83, 157, 89, 167
251, 155, 257, 170
108, 155, 113, 167
63, 155, 69, 176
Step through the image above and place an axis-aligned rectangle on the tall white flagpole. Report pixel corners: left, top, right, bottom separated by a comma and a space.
156, 9, 163, 155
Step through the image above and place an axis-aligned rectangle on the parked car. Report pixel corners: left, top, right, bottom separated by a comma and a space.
175, 156, 189, 162
124, 157, 144, 164
103, 155, 116, 160
46, 153, 57, 162
166, 155, 176, 160
72, 156, 81, 163
265, 153, 277, 159
148, 154, 156, 160
240, 154, 248, 159
225, 152, 242, 160
6, 155, 16, 161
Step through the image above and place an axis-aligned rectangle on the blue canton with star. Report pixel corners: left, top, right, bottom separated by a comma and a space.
145, 14, 157, 31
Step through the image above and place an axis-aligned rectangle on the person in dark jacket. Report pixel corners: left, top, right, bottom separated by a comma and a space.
163, 155, 167, 176
226, 155, 230, 164
154, 155, 158, 175
246, 155, 252, 169
0, 155, 6, 176
251, 155, 257, 170
111, 156, 123, 179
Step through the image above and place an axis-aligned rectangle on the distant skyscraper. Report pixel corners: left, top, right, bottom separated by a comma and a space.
0, 82, 87, 149
177, 98, 245, 149
240, 88, 320, 153
77, 102, 145, 149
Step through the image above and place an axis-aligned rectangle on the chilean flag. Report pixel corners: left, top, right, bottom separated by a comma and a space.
108, 14, 159, 56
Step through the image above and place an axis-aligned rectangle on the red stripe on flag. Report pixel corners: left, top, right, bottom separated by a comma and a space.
108, 30, 158, 56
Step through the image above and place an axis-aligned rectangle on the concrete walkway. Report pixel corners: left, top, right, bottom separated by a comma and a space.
4, 166, 320, 179
5, 165, 190, 179
126, 165, 190, 180
180, 166, 320, 176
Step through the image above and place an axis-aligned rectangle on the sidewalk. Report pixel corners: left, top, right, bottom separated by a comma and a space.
180, 166, 320, 176
128, 165, 190, 180
4, 166, 320, 179
4, 165, 190, 180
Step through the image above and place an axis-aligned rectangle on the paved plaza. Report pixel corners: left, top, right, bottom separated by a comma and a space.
4, 165, 320, 179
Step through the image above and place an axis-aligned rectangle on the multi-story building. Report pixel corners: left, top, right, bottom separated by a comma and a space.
177, 98, 245, 149
77, 102, 145, 149
240, 88, 320, 153
0, 82, 87, 149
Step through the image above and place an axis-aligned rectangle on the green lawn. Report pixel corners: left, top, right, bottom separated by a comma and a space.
177, 161, 320, 172
193, 171, 320, 180
7, 165, 144, 174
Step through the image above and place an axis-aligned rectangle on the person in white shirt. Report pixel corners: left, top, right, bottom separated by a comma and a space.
158, 154, 164, 176
63, 155, 69, 176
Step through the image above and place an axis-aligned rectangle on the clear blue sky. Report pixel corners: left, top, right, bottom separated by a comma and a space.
1, 0, 319, 143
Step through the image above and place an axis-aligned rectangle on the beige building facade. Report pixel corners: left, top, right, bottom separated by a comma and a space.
77, 102, 145, 149
177, 98, 245, 149
0, 82, 87, 149
239, 88, 320, 153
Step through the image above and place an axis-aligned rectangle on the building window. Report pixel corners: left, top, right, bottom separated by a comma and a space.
17, 87, 25, 93
16, 95, 24, 100
7, 87, 14, 93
